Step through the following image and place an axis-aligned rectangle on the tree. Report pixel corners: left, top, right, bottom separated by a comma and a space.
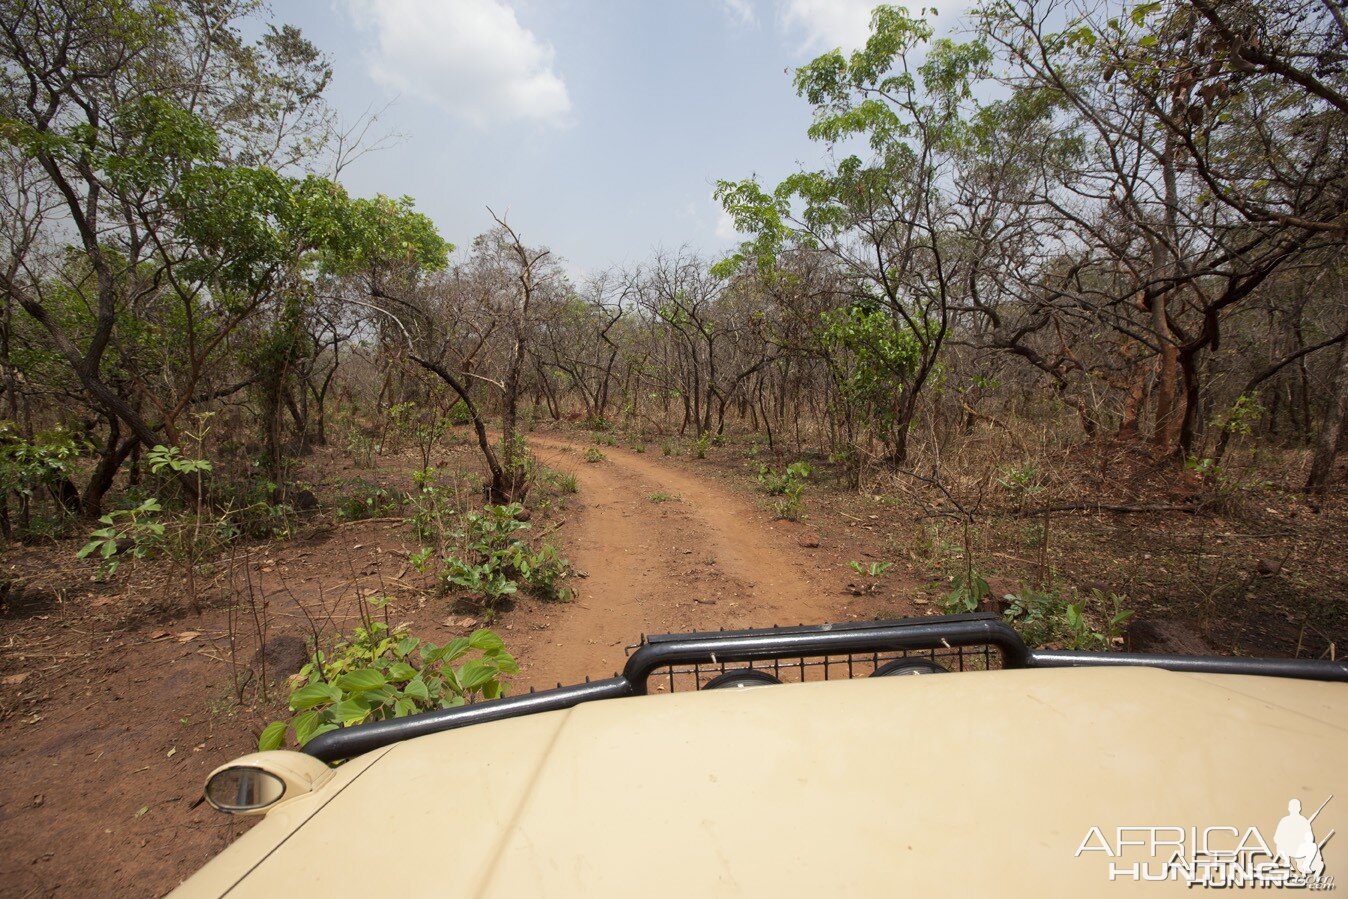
0, 0, 338, 511
718, 7, 993, 463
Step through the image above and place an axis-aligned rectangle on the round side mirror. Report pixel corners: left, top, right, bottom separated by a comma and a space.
205, 766, 286, 813
202, 751, 333, 816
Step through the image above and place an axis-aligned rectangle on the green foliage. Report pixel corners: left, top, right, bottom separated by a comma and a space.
0, 425, 85, 529
147, 444, 213, 477
756, 461, 812, 495
537, 467, 578, 496
757, 461, 812, 520
260, 623, 517, 750
820, 305, 923, 440
1002, 587, 1133, 651
996, 464, 1042, 503
407, 468, 454, 541
77, 498, 164, 577
584, 447, 606, 463
692, 431, 711, 459
413, 503, 572, 612
445, 401, 472, 426
336, 482, 400, 521
649, 491, 678, 504
661, 441, 677, 457
940, 567, 991, 614
849, 560, 893, 578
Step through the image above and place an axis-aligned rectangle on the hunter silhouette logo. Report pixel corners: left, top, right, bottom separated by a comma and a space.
1275, 797, 1331, 880
1076, 794, 1336, 888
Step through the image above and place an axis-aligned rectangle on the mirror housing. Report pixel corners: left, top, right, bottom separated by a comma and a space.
204, 751, 333, 816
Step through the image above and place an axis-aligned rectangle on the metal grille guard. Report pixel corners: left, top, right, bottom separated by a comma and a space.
302, 613, 1347, 762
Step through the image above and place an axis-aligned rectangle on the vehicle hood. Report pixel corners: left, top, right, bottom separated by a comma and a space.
173, 666, 1347, 897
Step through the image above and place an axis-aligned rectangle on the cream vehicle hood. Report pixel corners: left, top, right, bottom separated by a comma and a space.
173, 666, 1347, 897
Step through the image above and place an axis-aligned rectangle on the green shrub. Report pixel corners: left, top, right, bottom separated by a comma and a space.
406, 468, 455, 541
939, 567, 990, 614
336, 481, 400, 521
756, 461, 812, 520
259, 623, 517, 750
584, 447, 605, 463
537, 466, 577, 495
445, 401, 472, 426
77, 497, 164, 577
1002, 587, 1133, 650
413, 503, 572, 612
849, 560, 893, 578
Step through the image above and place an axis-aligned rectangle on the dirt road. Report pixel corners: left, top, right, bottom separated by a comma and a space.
511, 436, 849, 688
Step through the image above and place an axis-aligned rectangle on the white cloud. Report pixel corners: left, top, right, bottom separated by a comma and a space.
722, 0, 756, 26
350, 0, 571, 127
780, 0, 878, 54
714, 209, 740, 242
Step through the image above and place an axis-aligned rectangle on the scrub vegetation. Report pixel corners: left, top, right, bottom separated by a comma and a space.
0, 0, 1344, 893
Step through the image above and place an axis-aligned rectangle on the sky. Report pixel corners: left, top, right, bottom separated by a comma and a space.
270, 1, 965, 278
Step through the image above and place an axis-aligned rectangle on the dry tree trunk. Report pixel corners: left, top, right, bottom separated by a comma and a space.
1306, 330, 1348, 493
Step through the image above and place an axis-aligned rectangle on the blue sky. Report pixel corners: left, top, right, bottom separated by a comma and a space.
274, 1, 962, 277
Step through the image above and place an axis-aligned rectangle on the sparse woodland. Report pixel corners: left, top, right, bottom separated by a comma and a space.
0, 0, 1346, 889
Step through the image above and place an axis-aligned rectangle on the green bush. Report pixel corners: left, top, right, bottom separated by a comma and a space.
77, 497, 164, 577
413, 503, 572, 612
259, 623, 517, 750
756, 461, 812, 520
939, 567, 990, 614
336, 481, 400, 521
1002, 587, 1133, 650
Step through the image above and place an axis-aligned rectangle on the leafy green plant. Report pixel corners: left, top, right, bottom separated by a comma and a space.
661, 441, 677, 457
650, 491, 678, 503
413, 503, 572, 613
757, 461, 812, 520
692, 431, 711, 459
632, 443, 646, 454
259, 623, 517, 750
849, 560, 893, 578
336, 481, 400, 521
146, 444, 212, 477
1002, 587, 1133, 650
536, 466, 577, 495
406, 467, 455, 541
77, 498, 164, 576
584, 447, 605, 463
996, 464, 1041, 502
593, 431, 616, 447
0, 424, 86, 536
939, 567, 990, 614
445, 401, 472, 426
346, 432, 377, 468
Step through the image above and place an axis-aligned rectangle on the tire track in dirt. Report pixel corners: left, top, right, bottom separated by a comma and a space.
512, 436, 843, 687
